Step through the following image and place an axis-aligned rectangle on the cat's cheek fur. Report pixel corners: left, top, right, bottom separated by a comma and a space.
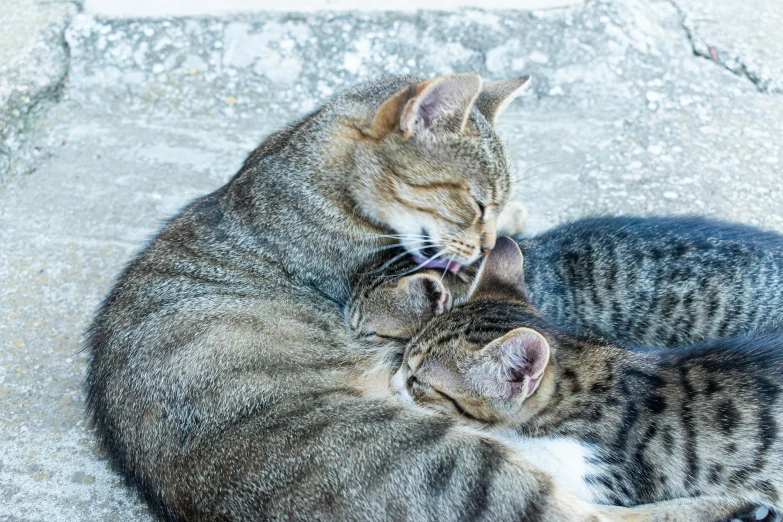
369, 202, 446, 257
359, 192, 485, 267
389, 212, 441, 252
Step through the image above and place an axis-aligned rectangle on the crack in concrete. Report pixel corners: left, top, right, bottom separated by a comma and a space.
734, 60, 770, 93
666, 0, 771, 94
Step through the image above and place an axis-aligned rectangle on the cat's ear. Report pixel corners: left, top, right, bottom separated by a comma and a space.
367, 73, 482, 139
400, 73, 482, 138
398, 271, 452, 316
473, 327, 550, 399
475, 76, 531, 125
469, 236, 528, 301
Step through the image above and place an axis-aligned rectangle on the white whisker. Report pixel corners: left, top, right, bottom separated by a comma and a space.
367, 242, 408, 254
368, 246, 429, 275
368, 237, 442, 255
441, 254, 456, 280
518, 160, 556, 175
367, 233, 430, 240
395, 249, 448, 278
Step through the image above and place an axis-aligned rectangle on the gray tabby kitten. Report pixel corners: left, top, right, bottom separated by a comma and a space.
517, 216, 783, 348
349, 216, 783, 347
86, 74, 723, 521
391, 237, 781, 518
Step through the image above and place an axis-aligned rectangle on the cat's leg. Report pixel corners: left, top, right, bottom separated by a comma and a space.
497, 200, 528, 236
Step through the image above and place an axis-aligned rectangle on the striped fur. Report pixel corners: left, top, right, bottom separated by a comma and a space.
348, 216, 783, 350
83, 75, 718, 521
517, 216, 783, 347
391, 238, 781, 519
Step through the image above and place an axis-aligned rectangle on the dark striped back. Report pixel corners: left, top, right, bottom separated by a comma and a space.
518, 216, 783, 348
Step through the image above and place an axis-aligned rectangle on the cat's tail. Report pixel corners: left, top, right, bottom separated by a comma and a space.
596, 496, 757, 522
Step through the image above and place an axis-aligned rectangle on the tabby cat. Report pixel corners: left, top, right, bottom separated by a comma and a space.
86, 74, 735, 521
390, 237, 782, 518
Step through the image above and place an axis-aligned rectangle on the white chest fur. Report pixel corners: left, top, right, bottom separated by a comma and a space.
496, 433, 606, 504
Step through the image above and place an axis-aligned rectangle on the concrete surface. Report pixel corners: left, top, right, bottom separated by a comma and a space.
0, 0, 79, 178
84, 0, 583, 18
673, 0, 783, 93
1, 0, 782, 520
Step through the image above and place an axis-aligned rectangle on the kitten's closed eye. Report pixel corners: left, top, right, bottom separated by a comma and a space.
403, 369, 484, 423
359, 332, 408, 345
430, 387, 480, 422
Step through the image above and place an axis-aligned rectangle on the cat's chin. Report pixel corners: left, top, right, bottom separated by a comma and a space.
411, 254, 462, 274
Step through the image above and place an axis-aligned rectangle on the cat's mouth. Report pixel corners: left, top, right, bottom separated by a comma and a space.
411, 246, 463, 274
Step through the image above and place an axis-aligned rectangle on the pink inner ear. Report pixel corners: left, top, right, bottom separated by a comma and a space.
418, 276, 448, 315
507, 360, 533, 384
499, 328, 549, 388
402, 273, 452, 315
429, 281, 451, 315
402, 74, 481, 136
472, 327, 550, 400
417, 98, 441, 128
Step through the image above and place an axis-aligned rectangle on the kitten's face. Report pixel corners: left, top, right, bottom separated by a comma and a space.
347, 269, 452, 343
390, 302, 550, 428
351, 74, 530, 273
389, 237, 553, 428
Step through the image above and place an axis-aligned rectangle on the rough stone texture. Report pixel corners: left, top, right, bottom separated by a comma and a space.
82, 0, 584, 17
0, 0, 79, 178
1, 0, 782, 520
673, 0, 783, 93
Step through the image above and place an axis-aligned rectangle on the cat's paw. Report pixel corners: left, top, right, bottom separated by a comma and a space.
497, 201, 528, 237
719, 505, 779, 522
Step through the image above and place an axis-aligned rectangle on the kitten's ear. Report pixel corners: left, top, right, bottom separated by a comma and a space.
475, 76, 531, 125
367, 73, 482, 139
474, 327, 550, 399
398, 271, 452, 316
469, 236, 528, 301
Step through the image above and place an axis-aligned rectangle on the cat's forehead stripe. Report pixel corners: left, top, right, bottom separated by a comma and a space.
418, 304, 540, 348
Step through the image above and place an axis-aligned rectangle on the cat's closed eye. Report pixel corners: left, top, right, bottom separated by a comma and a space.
358, 332, 407, 345
406, 370, 484, 422
436, 391, 478, 422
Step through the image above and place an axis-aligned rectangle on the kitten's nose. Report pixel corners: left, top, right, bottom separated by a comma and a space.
390, 369, 414, 405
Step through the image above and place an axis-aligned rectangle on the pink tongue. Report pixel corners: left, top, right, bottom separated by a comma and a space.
411, 254, 463, 274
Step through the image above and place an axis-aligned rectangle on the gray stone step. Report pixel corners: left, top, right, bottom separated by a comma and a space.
1, 0, 781, 520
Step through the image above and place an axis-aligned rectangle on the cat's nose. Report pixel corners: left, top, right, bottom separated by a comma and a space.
480, 234, 496, 256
